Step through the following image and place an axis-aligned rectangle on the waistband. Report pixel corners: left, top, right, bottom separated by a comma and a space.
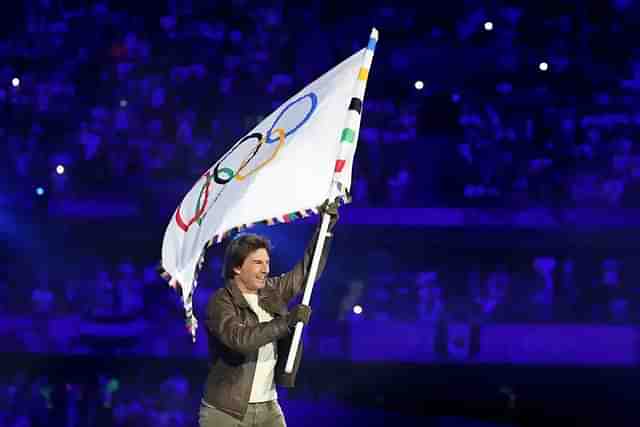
248, 399, 277, 406
201, 398, 277, 408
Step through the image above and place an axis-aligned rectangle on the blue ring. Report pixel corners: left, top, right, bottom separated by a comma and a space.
266, 92, 318, 144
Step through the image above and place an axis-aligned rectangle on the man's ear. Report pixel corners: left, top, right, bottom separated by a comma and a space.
233, 266, 241, 277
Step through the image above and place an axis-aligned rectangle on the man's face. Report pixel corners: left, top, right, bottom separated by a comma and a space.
233, 248, 270, 294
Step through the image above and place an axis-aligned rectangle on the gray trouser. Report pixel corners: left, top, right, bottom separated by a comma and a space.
199, 399, 287, 427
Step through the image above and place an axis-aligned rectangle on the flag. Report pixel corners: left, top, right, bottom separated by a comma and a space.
160, 29, 378, 340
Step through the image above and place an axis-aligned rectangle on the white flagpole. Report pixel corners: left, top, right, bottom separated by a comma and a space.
285, 27, 378, 374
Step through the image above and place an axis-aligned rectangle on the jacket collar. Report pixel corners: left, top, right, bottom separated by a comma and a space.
226, 279, 250, 309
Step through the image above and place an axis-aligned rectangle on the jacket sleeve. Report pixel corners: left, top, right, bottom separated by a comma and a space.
206, 291, 290, 355
270, 216, 337, 305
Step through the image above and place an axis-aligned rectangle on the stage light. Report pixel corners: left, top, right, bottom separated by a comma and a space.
414, 80, 424, 90
353, 305, 363, 315
56, 165, 65, 175
484, 21, 493, 31
539, 61, 549, 71
120, 99, 127, 107
11, 77, 20, 87
36, 187, 45, 196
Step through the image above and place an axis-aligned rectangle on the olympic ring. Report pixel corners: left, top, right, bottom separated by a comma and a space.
236, 128, 285, 181
213, 132, 263, 184
265, 93, 318, 144
175, 171, 213, 232
215, 167, 234, 183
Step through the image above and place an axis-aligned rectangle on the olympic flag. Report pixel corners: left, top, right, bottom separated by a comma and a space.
160, 28, 379, 341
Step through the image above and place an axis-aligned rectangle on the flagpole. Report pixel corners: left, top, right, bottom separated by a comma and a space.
285, 27, 379, 374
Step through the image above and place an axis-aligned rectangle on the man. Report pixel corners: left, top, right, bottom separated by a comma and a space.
199, 200, 339, 427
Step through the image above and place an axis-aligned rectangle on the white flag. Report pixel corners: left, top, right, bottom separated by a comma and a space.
160, 29, 378, 339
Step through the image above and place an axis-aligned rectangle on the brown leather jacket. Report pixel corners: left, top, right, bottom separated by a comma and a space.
202, 221, 335, 420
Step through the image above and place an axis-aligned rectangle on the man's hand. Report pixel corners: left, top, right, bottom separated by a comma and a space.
318, 198, 340, 221
287, 304, 312, 329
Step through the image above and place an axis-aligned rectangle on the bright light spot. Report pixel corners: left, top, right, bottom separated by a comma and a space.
11, 77, 20, 87
56, 165, 65, 175
120, 99, 127, 107
451, 93, 461, 103
539, 62, 549, 71
484, 21, 493, 31
414, 80, 424, 90
36, 187, 45, 196
353, 305, 363, 315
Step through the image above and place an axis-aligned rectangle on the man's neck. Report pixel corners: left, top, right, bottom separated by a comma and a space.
234, 279, 257, 295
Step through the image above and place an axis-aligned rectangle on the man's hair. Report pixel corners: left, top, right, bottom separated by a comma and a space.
222, 233, 272, 280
